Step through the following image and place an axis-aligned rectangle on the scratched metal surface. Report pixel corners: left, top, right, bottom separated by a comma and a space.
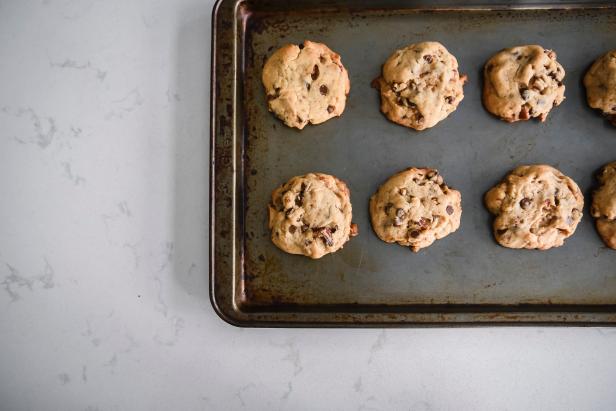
211, 0, 616, 325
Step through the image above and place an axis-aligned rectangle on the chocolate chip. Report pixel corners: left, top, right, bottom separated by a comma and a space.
384, 203, 393, 215
350, 223, 359, 237
297, 115, 303, 123
314, 227, 333, 247
320, 85, 328, 95
423, 55, 433, 63
520, 198, 532, 209
311, 64, 319, 80
410, 230, 420, 238
418, 217, 430, 228
288, 225, 297, 234
298, 43, 304, 49
331, 225, 338, 233
496, 228, 508, 235
394, 208, 406, 227
446, 205, 454, 215
445, 96, 454, 104
327, 105, 334, 113
295, 183, 306, 206
612, 106, 616, 111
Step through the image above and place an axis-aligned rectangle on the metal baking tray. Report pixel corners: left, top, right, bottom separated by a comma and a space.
210, 0, 616, 326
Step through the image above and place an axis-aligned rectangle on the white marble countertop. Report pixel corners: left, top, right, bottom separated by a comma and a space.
1, 1, 616, 410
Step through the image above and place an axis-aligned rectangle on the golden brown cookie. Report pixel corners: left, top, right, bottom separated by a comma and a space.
483, 45, 565, 122
591, 162, 616, 249
262, 40, 350, 129
372, 41, 467, 131
485, 165, 583, 250
369, 167, 462, 252
268, 173, 358, 259
584, 50, 616, 126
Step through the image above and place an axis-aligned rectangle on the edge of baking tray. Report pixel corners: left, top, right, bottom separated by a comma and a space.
209, 0, 616, 327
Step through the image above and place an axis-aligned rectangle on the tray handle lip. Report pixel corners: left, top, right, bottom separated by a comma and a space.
210, 0, 244, 326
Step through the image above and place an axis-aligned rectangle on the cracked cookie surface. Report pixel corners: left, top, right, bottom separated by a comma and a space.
372, 41, 467, 131
369, 167, 462, 252
591, 162, 616, 249
268, 173, 357, 259
485, 165, 583, 250
262, 40, 350, 129
483, 45, 565, 122
584, 50, 616, 126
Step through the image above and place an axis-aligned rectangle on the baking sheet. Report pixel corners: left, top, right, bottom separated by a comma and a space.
211, 0, 616, 326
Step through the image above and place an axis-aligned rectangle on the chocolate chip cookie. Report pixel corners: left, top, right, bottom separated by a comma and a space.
591, 162, 616, 249
262, 40, 350, 129
369, 168, 462, 252
372, 42, 467, 131
485, 165, 583, 250
268, 173, 358, 259
584, 50, 616, 126
483, 45, 565, 122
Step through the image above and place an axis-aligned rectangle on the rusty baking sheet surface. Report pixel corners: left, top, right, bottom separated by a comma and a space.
210, 0, 616, 326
